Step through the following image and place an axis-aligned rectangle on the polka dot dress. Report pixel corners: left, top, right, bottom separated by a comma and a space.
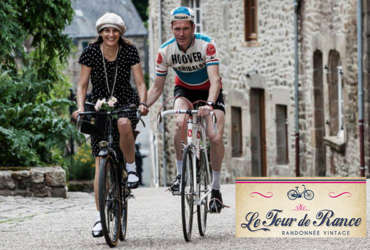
79, 42, 140, 157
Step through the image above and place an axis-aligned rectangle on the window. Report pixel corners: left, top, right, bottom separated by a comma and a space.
276, 105, 289, 164
244, 0, 258, 41
81, 41, 89, 49
327, 50, 343, 137
231, 106, 242, 157
185, 0, 202, 33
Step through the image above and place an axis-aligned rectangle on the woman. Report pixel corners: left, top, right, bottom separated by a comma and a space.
72, 12, 148, 237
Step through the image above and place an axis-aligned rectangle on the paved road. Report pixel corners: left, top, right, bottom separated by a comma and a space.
0, 184, 369, 250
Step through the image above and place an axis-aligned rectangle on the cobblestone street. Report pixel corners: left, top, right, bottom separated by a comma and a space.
0, 184, 369, 250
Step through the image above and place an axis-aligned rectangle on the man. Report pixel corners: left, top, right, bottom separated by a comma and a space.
147, 6, 225, 213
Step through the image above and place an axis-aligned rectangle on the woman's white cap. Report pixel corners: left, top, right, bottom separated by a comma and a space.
96, 12, 126, 34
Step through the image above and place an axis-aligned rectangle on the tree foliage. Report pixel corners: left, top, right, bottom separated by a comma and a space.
132, 0, 148, 23
0, 0, 81, 166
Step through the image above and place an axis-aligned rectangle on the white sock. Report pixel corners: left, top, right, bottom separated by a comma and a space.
93, 211, 102, 231
176, 160, 183, 176
126, 162, 138, 183
211, 170, 221, 190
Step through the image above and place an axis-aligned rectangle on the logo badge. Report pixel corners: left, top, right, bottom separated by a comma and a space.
156, 53, 163, 64
206, 44, 216, 56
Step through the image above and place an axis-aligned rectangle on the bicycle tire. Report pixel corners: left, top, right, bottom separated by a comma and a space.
99, 157, 121, 247
304, 190, 314, 200
197, 150, 209, 237
181, 145, 194, 242
119, 184, 128, 241
287, 190, 298, 200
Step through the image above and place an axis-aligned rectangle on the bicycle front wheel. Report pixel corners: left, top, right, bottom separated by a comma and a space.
181, 145, 194, 242
99, 157, 121, 247
197, 150, 209, 236
304, 190, 314, 200
119, 183, 128, 241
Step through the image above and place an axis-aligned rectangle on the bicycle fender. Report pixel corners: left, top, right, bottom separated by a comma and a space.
98, 149, 109, 157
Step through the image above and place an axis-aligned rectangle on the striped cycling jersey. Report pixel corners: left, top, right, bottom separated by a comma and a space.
155, 33, 219, 90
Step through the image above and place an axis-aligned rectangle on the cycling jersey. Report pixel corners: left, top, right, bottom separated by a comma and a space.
155, 33, 220, 90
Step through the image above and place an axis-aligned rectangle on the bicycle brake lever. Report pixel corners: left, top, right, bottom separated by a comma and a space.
136, 110, 146, 127
157, 113, 163, 133
212, 113, 217, 132
140, 118, 146, 127
129, 104, 137, 109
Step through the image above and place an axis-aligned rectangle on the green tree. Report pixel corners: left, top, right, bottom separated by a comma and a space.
0, 0, 80, 166
132, 0, 148, 23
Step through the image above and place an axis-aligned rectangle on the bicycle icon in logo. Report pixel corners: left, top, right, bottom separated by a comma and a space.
287, 184, 314, 200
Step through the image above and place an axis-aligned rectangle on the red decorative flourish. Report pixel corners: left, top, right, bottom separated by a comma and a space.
293, 204, 309, 211
328, 192, 352, 198
250, 192, 273, 198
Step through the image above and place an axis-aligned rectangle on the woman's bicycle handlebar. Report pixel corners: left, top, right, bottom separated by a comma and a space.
78, 104, 145, 127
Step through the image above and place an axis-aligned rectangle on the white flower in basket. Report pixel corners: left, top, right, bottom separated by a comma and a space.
95, 96, 117, 111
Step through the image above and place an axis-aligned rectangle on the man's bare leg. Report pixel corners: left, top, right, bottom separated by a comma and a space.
173, 97, 192, 173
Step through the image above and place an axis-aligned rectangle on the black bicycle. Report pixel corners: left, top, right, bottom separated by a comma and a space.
78, 104, 143, 247
287, 184, 314, 200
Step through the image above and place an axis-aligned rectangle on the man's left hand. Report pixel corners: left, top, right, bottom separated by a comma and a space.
198, 105, 213, 117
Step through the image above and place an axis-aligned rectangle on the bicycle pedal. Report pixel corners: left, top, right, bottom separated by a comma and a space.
128, 194, 135, 199
172, 191, 180, 196
222, 203, 230, 208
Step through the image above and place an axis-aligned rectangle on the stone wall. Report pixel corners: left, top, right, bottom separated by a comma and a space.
148, 1, 183, 185
0, 167, 67, 198
299, 0, 361, 176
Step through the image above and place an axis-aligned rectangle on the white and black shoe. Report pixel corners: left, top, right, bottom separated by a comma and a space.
127, 171, 139, 189
92, 221, 103, 237
169, 175, 181, 193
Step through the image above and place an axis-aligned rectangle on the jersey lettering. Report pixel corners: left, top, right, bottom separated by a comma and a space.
155, 33, 220, 90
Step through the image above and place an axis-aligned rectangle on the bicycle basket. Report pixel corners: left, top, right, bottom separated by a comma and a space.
77, 102, 96, 135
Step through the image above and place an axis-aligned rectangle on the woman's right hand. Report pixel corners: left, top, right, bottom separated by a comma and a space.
72, 109, 83, 121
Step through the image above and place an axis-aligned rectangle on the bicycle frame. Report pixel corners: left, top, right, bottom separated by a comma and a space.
160, 109, 213, 205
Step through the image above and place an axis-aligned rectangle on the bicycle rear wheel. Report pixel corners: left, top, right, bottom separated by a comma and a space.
99, 157, 121, 247
181, 145, 194, 242
197, 150, 209, 236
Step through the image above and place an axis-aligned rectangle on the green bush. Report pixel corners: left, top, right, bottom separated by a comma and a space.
66, 142, 95, 181
0, 68, 81, 166
0, 0, 79, 167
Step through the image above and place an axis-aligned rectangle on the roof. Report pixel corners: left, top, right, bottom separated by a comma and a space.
64, 0, 147, 38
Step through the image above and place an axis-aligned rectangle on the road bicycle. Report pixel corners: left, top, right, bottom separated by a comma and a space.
158, 104, 216, 241
287, 184, 314, 200
78, 104, 143, 247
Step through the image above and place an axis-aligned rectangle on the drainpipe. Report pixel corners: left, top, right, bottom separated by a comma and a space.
337, 66, 344, 138
159, 0, 167, 186
357, 0, 365, 177
294, 0, 300, 176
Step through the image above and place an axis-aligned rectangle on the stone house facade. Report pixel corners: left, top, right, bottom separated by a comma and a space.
148, 0, 370, 185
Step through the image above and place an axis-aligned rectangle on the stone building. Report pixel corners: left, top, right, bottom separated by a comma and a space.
64, 0, 148, 88
148, 0, 370, 185
298, 0, 370, 177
